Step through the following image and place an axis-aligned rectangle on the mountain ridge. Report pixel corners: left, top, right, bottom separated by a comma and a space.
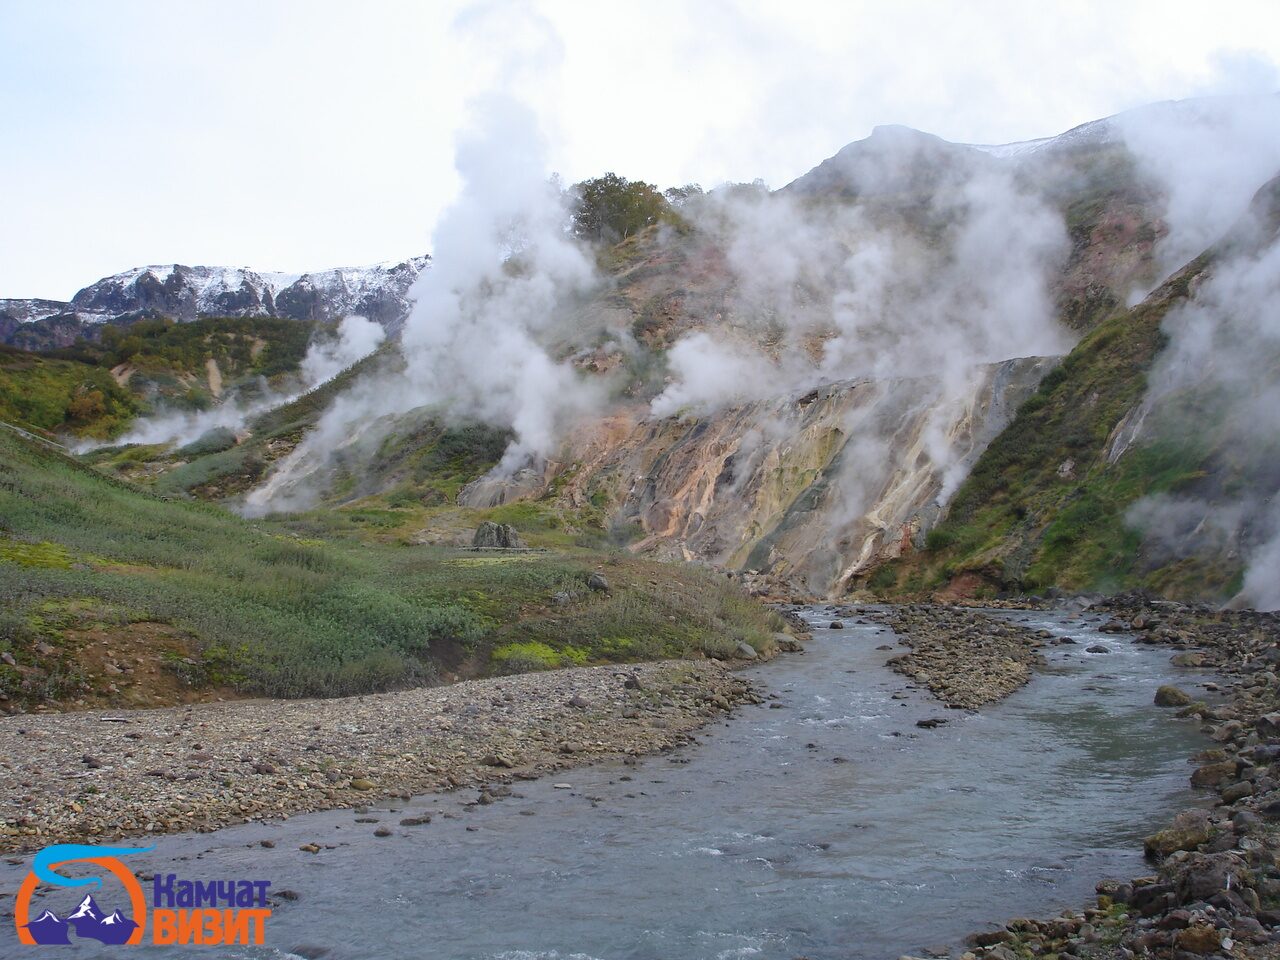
1, 255, 429, 349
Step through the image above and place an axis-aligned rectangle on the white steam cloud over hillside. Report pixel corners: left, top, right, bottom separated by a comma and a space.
243, 96, 600, 514
652, 144, 1071, 520
1119, 94, 1280, 279
1127, 218, 1280, 610
653, 162, 1070, 416
99, 314, 385, 451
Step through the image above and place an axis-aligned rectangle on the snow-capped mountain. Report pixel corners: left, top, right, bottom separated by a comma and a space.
1, 255, 429, 349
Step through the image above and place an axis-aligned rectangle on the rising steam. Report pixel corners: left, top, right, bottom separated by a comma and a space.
98, 314, 385, 451
242, 96, 600, 514
1126, 219, 1280, 610
651, 132, 1070, 533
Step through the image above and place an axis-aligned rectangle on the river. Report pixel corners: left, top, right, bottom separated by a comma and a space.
6, 607, 1214, 959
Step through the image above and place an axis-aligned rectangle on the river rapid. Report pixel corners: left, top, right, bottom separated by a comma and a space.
6, 607, 1215, 959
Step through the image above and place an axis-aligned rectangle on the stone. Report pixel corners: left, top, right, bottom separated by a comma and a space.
773, 633, 803, 652
1130, 881, 1175, 916
1085, 644, 1110, 654
399, 816, 431, 827
349, 778, 376, 791
1189, 761, 1237, 788
472, 522, 525, 549
299, 843, 321, 853
587, 573, 609, 592
373, 827, 392, 837
1171, 851, 1245, 902
1144, 809, 1214, 856
1095, 879, 1133, 904
734, 642, 758, 660
968, 930, 1013, 948
1155, 685, 1194, 707
1255, 712, 1280, 740
1220, 780, 1254, 803
480, 754, 515, 768
829, 621, 844, 629
1171, 652, 1207, 668
1174, 924, 1220, 954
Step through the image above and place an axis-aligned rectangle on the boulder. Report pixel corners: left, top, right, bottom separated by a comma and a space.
1174, 925, 1220, 955
1171, 651, 1207, 667
1155, 684, 1193, 707
1255, 711, 1280, 740
773, 633, 803, 652
1190, 761, 1237, 788
587, 573, 609, 592
1095, 878, 1133, 905
1168, 851, 1247, 903
472, 521, 525, 548
1144, 809, 1214, 857
734, 641, 758, 660
1221, 780, 1254, 803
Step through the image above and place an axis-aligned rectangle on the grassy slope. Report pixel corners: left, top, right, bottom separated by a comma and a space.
0, 316, 317, 441
0, 346, 139, 438
0, 427, 780, 710
875, 177, 1280, 601
871, 257, 1210, 598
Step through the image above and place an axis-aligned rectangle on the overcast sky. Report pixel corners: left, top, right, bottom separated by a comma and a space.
3, 0, 1279, 299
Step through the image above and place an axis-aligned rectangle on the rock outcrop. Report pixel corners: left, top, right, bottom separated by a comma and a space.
472, 521, 525, 549
460, 357, 1051, 596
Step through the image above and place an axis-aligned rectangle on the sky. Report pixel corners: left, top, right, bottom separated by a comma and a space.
2, 0, 1279, 299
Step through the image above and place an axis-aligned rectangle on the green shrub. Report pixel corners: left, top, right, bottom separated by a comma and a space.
178, 426, 238, 457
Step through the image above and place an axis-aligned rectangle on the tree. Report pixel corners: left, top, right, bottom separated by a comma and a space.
663, 183, 704, 207
66, 388, 106, 423
570, 173, 670, 244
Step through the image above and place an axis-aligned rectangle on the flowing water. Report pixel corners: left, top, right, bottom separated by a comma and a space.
5, 608, 1216, 959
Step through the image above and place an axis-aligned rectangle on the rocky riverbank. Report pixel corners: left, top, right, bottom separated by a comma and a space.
943, 595, 1280, 960
859, 604, 1047, 708
0, 660, 758, 853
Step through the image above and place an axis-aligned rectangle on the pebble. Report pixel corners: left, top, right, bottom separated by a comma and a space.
0, 660, 755, 851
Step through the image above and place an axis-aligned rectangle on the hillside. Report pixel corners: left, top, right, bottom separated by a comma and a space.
875, 173, 1280, 603
0, 425, 780, 713
0, 315, 317, 439
6, 96, 1277, 607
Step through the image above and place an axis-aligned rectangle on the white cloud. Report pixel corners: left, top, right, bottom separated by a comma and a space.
2, 0, 1279, 297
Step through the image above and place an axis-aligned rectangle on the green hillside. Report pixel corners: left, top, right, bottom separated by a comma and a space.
0, 426, 779, 711
873, 175, 1280, 602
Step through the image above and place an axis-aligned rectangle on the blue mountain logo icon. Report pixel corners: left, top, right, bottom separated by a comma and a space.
22, 893, 142, 946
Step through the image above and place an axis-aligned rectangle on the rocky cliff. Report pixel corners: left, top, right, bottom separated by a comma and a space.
461, 358, 1052, 595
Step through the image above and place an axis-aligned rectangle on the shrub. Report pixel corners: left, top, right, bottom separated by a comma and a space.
178, 426, 238, 457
